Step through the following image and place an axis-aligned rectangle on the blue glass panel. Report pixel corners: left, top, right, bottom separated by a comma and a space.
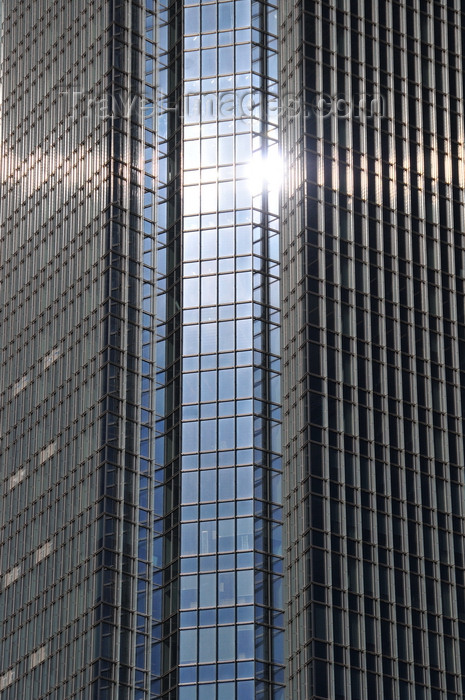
184, 7, 200, 35
179, 686, 197, 700
199, 628, 216, 663
236, 319, 252, 349
198, 685, 215, 700
235, 0, 251, 28
202, 49, 217, 76
236, 626, 254, 659
182, 422, 199, 452
218, 626, 236, 661
236, 466, 253, 498
219, 3, 234, 31
218, 322, 235, 351
236, 570, 254, 604
201, 5, 217, 32
236, 367, 253, 396
218, 469, 234, 502
218, 682, 236, 699
218, 572, 235, 606
201, 371, 217, 402
185, 51, 200, 80
180, 575, 198, 610
181, 524, 198, 556
200, 470, 217, 502
199, 573, 217, 608
199, 522, 217, 554
199, 608, 216, 626
218, 418, 235, 450
237, 681, 254, 700
183, 326, 200, 356
237, 518, 253, 550
236, 416, 253, 448
201, 419, 217, 451
218, 369, 235, 400
180, 630, 198, 664
182, 472, 199, 504
218, 519, 235, 552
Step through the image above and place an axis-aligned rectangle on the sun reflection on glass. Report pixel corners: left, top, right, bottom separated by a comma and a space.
249, 149, 282, 196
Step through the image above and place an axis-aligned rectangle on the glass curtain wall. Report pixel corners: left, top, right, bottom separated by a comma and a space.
0, 2, 111, 698
0, 2, 155, 698
281, 2, 465, 700
155, 0, 284, 698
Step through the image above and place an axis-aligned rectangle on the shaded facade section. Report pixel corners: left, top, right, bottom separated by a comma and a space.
281, 2, 465, 700
0, 2, 154, 698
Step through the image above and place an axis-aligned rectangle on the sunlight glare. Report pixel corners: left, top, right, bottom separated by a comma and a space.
249, 149, 282, 196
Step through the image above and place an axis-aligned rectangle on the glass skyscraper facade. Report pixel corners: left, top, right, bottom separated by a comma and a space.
3, 1, 465, 700
155, 1, 283, 698
1, 1, 156, 698
1, 1, 283, 699
282, 2, 465, 700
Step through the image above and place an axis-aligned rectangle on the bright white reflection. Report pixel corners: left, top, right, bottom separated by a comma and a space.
249, 149, 282, 196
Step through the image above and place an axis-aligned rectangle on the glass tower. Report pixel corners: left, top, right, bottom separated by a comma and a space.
281, 2, 465, 700
1, 1, 156, 698
0, 1, 283, 699
155, 1, 283, 698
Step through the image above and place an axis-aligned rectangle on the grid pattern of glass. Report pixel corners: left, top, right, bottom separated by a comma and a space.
95, 1, 155, 697
155, 0, 284, 698
0, 2, 154, 698
153, 0, 184, 696
281, 1, 465, 700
